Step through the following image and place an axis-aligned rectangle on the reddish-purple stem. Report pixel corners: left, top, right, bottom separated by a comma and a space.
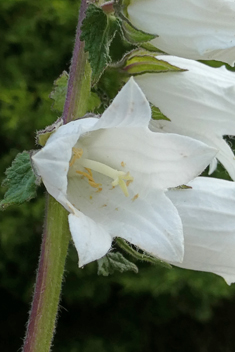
62, 0, 88, 124
22, 1, 89, 350
23, 216, 48, 352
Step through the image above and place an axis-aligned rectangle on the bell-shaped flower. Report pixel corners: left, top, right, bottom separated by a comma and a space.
135, 55, 235, 180
32, 78, 216, 267
127, 0, 235, 65
168, 177, 235, 285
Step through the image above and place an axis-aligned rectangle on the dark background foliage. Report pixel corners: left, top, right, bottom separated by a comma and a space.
1, 1, 235, 351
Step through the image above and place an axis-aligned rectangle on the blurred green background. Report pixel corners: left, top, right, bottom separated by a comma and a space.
1, 1, 235, 351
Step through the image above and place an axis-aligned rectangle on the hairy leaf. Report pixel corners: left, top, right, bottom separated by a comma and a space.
1, 151, 38, 209
50, 70, 101, 115
81, 4, 121, 85
50, 71, 68, 113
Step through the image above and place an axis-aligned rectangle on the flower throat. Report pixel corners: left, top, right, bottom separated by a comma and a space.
70, 147, 134, 196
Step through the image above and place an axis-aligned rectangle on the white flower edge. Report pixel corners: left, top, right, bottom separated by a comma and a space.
32, 78, 217, 267
168, 177, 235, 285
134, 55, 235, 180
127, 0, 235, 65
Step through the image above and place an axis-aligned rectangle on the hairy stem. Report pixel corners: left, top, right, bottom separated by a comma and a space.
22, 196, 70, 352
23, 1, 90, 351
62, 0, 91, 123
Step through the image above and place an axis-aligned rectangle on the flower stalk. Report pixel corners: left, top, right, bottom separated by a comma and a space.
22, 0, 91, 351
62, 0, 91, 123
23, 196, 70, 352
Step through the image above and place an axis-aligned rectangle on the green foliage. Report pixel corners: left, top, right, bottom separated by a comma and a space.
36, 118, 63, 147
115, 0, 159, 46
0, 151, 38, 209
121, 19, 156, 44
122, 49, 186, 75
81, 4, 121, 85
97, 252, 138, 276
50, 71, 69, 113
50, 70, 101, 116
116, 238, 172, 269
151, 105, 171, 121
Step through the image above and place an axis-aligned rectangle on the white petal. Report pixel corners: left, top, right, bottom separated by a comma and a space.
67, 179, 184, 263
128, 0, 235, 65
208, 158, 218, 175
80, 127, 217, 191
32, 118, 98, 210
45, 118, 98, 145
113, 191, 184, 263
210, 135, 235, 180
93, 77, 151, 130
135, 56, 235, 179
68, 211, 113, 267
167, 177, 235, 284
141, 56, 235, 135
208, 47, 235, 66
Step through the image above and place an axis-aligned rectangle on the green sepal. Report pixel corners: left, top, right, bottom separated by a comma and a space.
116, 238, 172, 269
0, 151, 39, 210
37, 93, 100, 148
114, 0, 157, 45
97, 252, 138, 276
36, 118, 63, 147
173, 185, 193, 190
151, 105, 171, 122
121, 49, 186, 75
121, 19, 157, 44
115, 0, 131, 17
81, 4, 121, 85
141, 42, 165, 53
50, 71, 69, 113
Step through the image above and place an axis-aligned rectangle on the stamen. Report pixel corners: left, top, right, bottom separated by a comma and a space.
76, 169, 101, 189
78, 158, 134, 196
126, 179, 133, 187
70, 147, 83, 167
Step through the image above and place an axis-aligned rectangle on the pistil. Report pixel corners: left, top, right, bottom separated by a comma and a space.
70, 147, 134, 196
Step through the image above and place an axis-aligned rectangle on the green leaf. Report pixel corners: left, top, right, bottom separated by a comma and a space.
87, 92, 101, 112
97, 252, 138, 276
151, 105, 171, 121
116, 238, 172, 269
49, 71, 68, 113
81, 4, 121, 85
1, 151, 38, 210
49, 70, 100, 116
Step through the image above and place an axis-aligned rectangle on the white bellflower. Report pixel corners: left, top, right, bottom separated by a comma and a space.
169, 177, 235, 284
135, 56, 235, 179
127, 0, 235, 65
32, 79, 216, 267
